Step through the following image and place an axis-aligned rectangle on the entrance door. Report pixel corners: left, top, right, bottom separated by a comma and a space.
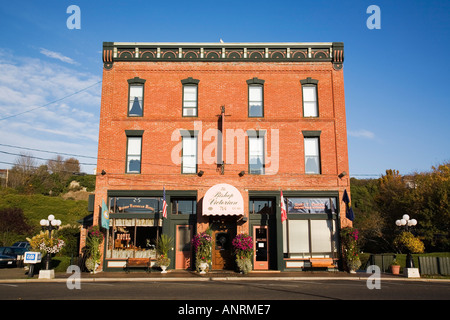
176, 225, 193, 269
253, 226, 269, 270
211, 220, 236, 270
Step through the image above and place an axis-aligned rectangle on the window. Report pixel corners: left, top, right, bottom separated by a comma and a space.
301, 78, 319, 117
249, 198, 274, 214
125, 130, 143, 174
283, 219, 337, 259
182, 134, 197, 174
248, 132, 265, 174
282, 195, 338, 259
247, 78, 265, 117
105, 218, 162, 259
171, 197, 197, 214
303, 131, 321, 174
181, 77, 199, 117
128, 77, 146, 117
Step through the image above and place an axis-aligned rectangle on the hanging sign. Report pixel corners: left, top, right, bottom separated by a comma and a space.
202, 183, 244, 216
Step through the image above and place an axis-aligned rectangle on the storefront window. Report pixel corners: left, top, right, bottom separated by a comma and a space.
171, 197, 196, 214
283, 219, 338, 259
106, 196, 164, 259
283, 196, 338, 259
106, 218, 162, 259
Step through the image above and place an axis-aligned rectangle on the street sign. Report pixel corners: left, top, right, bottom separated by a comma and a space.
24, 252, 42, 264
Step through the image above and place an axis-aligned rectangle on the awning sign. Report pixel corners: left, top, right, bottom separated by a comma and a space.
203, 183, 244, 216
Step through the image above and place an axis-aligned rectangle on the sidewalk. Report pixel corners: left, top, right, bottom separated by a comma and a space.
0, 267, 433, 283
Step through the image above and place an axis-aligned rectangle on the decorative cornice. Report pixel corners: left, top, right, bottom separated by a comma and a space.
102, 42, 344, 71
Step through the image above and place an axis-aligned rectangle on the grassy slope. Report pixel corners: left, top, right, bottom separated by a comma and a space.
0, 188, 90, 234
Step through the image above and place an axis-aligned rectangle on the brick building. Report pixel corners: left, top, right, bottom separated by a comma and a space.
90, 41, 351, 272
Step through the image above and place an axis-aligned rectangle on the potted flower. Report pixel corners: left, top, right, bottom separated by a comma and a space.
232, 233, 253, 274
156, 234, 173, 273
191, 231, 212, 274
340, 227, 361, 273
390, 258, 400, 275
85, 226, 104, 273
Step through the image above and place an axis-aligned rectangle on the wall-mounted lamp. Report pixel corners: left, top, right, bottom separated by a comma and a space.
237, 216, 248, 223
198, 170, 204, 177
101, 170, 106, 176
338, 171, 347, 179
239, 171, 246, 177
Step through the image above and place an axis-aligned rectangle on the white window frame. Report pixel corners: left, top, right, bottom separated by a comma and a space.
304, 136, 321, 174
248, 135, 265, 175
126, 136, 142, 174
182, 135, 197, 174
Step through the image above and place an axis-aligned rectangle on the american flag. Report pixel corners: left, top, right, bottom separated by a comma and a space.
162, 186, 167, 218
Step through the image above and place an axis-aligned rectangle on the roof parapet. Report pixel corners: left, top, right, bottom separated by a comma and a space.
102, 41, 344, 70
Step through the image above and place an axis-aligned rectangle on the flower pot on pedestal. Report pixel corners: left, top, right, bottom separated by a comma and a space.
199, 262, 208, 274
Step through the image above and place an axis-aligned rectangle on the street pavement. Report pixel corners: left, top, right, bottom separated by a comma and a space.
0, 266, 448, 282
1, 267, 449, 303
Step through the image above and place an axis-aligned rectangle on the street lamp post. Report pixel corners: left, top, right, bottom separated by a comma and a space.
39, 214, 62, 270
395, 214, 417, 268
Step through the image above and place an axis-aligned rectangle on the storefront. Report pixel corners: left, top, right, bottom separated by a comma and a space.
100, 186, 340, 272
102, 190, 197, 271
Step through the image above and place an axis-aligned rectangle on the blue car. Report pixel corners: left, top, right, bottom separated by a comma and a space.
0, 247, 17, 268
12, 241, 31, 250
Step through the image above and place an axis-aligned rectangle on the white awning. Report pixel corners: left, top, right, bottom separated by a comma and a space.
202, 183, 244, 216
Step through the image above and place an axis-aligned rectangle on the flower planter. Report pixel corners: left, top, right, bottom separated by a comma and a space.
160, 265, 168, 273
391, 265, 400, 275
199, 262, 208, 274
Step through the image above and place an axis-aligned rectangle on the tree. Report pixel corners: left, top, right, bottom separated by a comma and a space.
352, 163, 450, 253
8, 153, 37, 192
0, 208, 33, 246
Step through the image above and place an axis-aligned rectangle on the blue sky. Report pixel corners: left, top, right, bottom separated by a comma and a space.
0, 0, 449, 177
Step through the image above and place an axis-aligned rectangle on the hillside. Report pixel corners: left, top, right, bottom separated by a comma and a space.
0, 188, 91, 234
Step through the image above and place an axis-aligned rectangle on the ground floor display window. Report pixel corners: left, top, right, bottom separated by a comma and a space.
282, 196, 338, 259
105, 218, 162, 259
283, 219, 338, 258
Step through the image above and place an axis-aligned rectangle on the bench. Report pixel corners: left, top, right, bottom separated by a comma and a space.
125, 258, 151, 273
310, 258, 336, 269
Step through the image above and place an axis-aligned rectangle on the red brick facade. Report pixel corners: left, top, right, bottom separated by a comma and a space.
91, 42, 351, 272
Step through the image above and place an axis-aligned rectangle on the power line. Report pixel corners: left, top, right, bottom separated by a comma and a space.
0, 142, 384, 177
0, 150, 96, 166
0, 80, 102, 121
0, 143, 97, 160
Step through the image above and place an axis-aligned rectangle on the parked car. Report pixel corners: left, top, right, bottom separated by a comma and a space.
0, 247, 17, 268
12, 241, 31, 250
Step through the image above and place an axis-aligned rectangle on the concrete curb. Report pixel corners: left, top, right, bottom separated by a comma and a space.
1, 275, 449, 284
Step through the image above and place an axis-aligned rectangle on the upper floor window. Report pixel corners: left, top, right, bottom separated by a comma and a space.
125, 130, 144, 174
303, 131, 321, 174
181, 77, 199, 117
247, 78, 265, 117
128, 77, 146, 117
301, 78, 319, 117
181, 131, 198, 174
248, 130, 265, 174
